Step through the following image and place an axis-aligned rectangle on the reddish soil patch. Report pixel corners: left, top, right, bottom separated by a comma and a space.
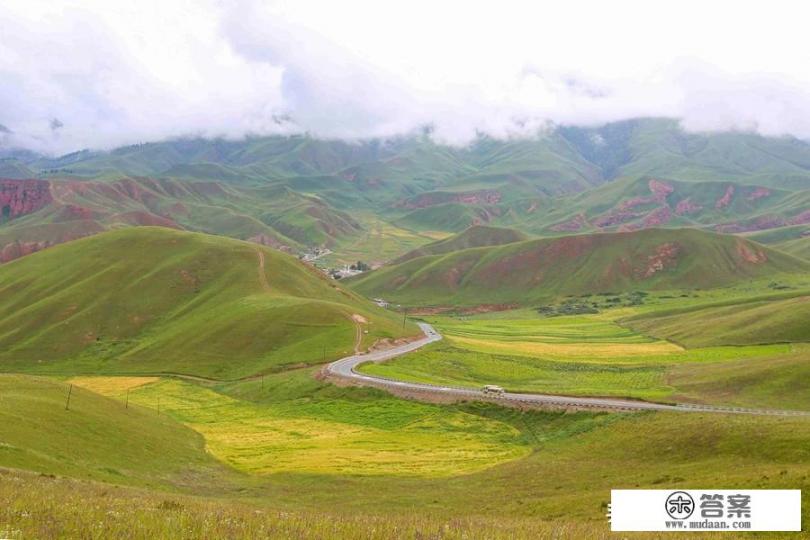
675, 197, 702, 215
715, 185, 735, 209
643, 206, 672, 227
0, 179, 52, 220
635, 242, 680, 278
550, 213, 587, 232
648, 179, 675, 201
746, 187, 771, 201
736, 240, 768, 264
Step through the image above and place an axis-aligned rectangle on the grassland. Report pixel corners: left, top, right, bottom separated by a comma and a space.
3, 366, 810, 538
0, 227, 416, 379
0, 469, 618, 540
625, 294, 810, 347
74, 372, 529, 477
391, 225, 529, 264
360, 303, 809, 409
0, 374, 233, 489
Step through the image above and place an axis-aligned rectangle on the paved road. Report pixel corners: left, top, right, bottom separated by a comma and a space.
326, 322, 810, 417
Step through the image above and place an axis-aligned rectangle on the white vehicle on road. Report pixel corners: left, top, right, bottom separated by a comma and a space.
482, 384, 505, 396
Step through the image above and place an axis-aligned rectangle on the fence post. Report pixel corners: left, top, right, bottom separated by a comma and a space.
65, 384, 73, 411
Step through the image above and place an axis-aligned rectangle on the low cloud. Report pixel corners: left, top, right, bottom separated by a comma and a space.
3, 0, 810, 154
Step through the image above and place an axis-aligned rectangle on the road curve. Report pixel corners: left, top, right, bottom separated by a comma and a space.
326, 322, 810, 417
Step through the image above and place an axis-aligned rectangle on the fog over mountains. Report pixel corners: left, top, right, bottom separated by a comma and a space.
5, 1, 810, 153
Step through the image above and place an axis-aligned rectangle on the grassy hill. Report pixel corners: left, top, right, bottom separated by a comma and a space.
0, 374, 232, 488
0, 227, 414, 378
778, 236, 810, 260
349, 228, 810, 305
0, 177, 376, 263
624, 294, 810, 347
392, 225, 529, 263
536, 175, 810, 235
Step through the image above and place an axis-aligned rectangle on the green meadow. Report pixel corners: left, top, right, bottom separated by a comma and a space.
2, 227, 810, 538
360, 297, 810, 409
3, 370, 810, 538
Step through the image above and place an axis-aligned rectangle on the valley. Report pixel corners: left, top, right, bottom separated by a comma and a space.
2, 119, 810, 539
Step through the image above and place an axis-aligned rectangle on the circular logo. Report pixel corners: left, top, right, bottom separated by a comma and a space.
665, 491, 695, 520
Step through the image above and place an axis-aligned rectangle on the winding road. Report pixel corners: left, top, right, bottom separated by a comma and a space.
326, 322, 810, 417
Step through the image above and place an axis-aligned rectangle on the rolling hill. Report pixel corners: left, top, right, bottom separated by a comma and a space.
0, 177, 368, 262
623, 294, 810, 347
348, 228, 810, 305
0, 227, 413, 378
538, 176, 810, 235
0, 374, 233, 488
392, 225, 529, 264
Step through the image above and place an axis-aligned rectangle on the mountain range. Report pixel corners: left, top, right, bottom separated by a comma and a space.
2, 117, 810, 264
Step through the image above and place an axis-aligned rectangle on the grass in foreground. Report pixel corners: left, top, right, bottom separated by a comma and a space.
0, 374, 233, 490
0, 469, 608, 540
3, 372, 810, 537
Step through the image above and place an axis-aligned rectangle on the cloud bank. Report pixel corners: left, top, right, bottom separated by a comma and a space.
3, 0, 810, 154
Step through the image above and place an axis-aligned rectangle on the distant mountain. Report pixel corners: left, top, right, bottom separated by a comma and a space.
538, 176, 810, 235
348, 228, 810, 305
2, 117, 810, 263
0, 176, 366, 262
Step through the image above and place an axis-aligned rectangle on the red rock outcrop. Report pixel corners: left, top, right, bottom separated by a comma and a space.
0, 179, 52, 220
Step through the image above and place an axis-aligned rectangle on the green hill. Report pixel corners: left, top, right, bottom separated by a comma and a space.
0, 374, 231, 488
393, 226, 529, 263
536, 175, 810, 235
349, 228, 810, 305
624, 294, 810, 347
777, 236, 810, 260
0, 227, 413, 378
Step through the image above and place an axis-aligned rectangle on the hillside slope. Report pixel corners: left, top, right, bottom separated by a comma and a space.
392, 226, 529, 264
349, 229, 810, 305
539, 176, 810, 235
0, 227, 413, 378
0, 374, 233, 488
0, 177, 371, 263
624, 294, 810, 347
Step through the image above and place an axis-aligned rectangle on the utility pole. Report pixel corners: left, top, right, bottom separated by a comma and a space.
402, 308, 407, 329
64, 384, 73, 411
125, 388, 129, 409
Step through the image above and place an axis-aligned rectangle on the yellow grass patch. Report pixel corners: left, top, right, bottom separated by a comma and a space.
128, 379, 528, 477
448, 335, 683, 359
68, 376, 159, 397
196, 415, 527, 477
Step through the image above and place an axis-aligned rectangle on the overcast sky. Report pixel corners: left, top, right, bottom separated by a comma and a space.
3, 0, 810, 154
